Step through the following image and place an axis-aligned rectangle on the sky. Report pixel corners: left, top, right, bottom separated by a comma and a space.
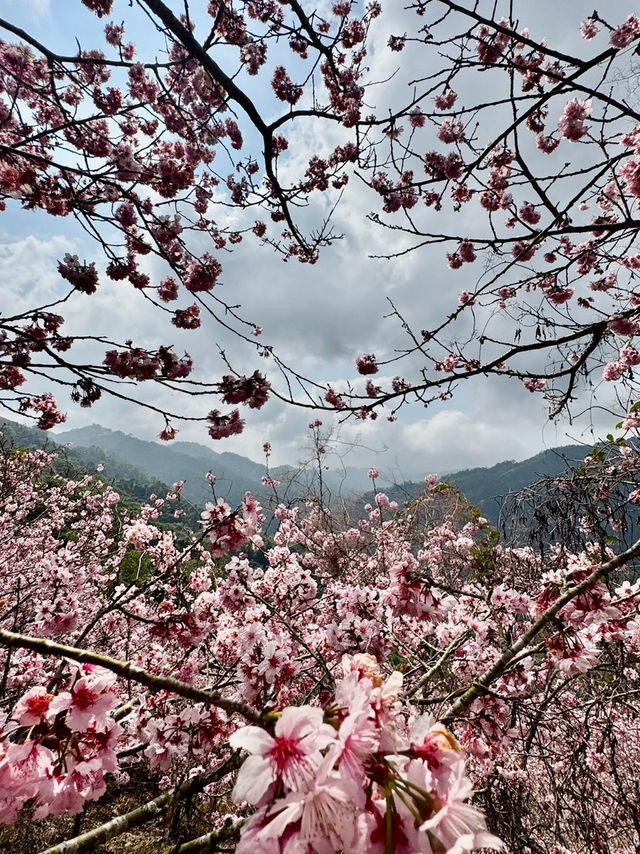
1, 0, 635, 481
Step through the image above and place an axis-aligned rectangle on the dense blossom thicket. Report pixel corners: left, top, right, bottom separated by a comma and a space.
1, 2, 640, 434
0, 444, 639, 852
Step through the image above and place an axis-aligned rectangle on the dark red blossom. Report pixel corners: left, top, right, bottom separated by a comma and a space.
184, 255, 222, 293
388, 35, 406, 52
58, 254, 99, 294
157, 347, 193, 379
81, 0, 113, 17
0, 366, 25, 390
104, 348, 160, 381
158, 278, 179, 302
325, 387, 347, 409
20, 393, 67, 429
172, 305, 201, 330
159, 425, 179, 441
207, 409, 244, 439
104, 346, 192, 382
272, 66, 302, 104
220, 371, 270, 409
356, 353, 378, 375
70, 378, 102, 408
106, 261, 129, 281
512, 240, 538, 262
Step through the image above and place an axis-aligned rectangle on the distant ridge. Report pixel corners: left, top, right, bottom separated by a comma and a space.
56, 426, 596, 524
1, 418, 599, 525
0, 418, 202, 530
58, 424, 260, 507
56, 424, 384, 507
361, 444, 592, 524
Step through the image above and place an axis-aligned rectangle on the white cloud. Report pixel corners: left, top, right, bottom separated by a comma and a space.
402, 410, 532, 472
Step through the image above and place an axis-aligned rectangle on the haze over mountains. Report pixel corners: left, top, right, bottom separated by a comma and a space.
57, 423, 380, 508
0, 418, 597, 526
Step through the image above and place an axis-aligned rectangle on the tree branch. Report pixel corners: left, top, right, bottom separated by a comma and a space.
138, 0, 312, 252
38, 755, 243, 854
170, 818, 244, 853
0, 628, 261, 723
442, 537, 640, 722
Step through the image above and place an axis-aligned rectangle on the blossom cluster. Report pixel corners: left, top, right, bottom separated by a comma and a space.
3, 3, 640, 436
230, 654, 502, 854
0, 0, 378, 431
1, 665, 121, 822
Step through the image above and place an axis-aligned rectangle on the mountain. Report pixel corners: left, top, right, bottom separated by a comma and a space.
0, 418, 202, 531
59, 426, 606, 529
362, 444, 592, 526
58, 424, 257, 507
56, 425, 381, 508
446, 444, 590, 521
0, 419, 387, 520
2, 419, 606, 530
3, 417, 635, 560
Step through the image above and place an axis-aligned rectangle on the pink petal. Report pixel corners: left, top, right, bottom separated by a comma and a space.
232, 754, 275, 805
229, 725, 274, 755
275, 705, 324, 741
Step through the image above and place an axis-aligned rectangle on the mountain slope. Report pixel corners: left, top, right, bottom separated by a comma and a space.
57, 425, 378, 507
58, 425, 601, 524
0, 418, 202, 530
363, 444, 592, 525
446, 444, 589, 521
59, 425, 248, 507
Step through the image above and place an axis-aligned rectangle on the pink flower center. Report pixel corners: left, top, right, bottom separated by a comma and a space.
72, 684, 97, 711
269, 736, 304, 775
414, 737, 442, 769
27, 693, 53, 717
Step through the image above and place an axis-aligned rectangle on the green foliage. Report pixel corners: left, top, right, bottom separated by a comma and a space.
470, 525, 501, 579
432, 482, 458, 496
55, 424, 255, 508
387, 649, 411, 672
118, 549, 154, 587
606, 433, 628, 448
617, 400, 640, 429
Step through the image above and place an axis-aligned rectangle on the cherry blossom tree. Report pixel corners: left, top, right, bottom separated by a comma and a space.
0, 442, 639, 852
3, 5, 640, 850
1, 2, 640, 438
353, 4, 640, 431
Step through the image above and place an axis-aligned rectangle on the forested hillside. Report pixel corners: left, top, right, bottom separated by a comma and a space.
0, 419, 202, 532
5, 418, 611, 529
365, 444, 591, 524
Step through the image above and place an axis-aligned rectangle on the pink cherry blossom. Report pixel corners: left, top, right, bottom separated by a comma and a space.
558, 98, 592, 141
49, 667, 119, 730
419, 763, 503, 851
581, 18, 599, 40
230, 706, 336, 804
611, 15, 640, 49
12, 687, 55, 726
